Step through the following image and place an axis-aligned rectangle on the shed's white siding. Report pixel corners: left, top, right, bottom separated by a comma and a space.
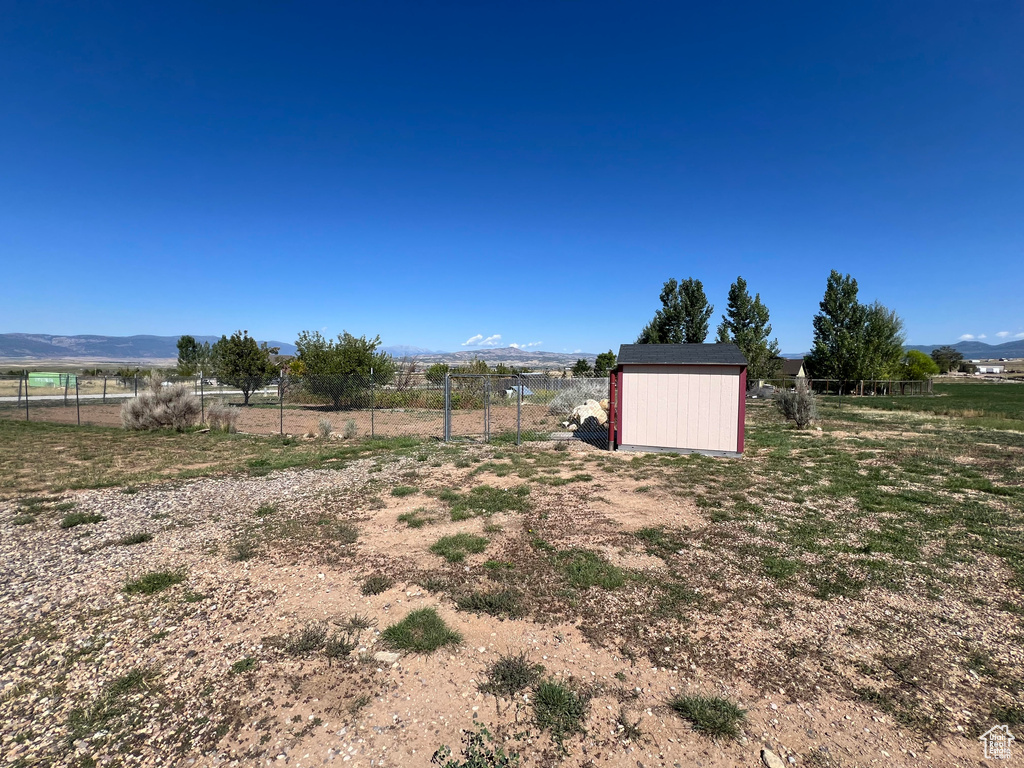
620, 364, 741, 453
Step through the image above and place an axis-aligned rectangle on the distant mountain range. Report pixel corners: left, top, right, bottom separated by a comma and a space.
4, 333, 1018, 366
903, 340, 1024, 358
0, 334, 297, 361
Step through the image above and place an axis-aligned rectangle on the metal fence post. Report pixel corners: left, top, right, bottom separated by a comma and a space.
484, 376, 490, 443
75, 377, 80, 425
134, 375, 138, 397
444, 374, 450, 442
24, 374, 29, 421
279, 376, 284, 435
200, 373, 205, 423
64, 374, 69, 405
370, 368, 375, 439
516, 374, 522, 446
17, 375, 23, 406
103, 376, 107, 404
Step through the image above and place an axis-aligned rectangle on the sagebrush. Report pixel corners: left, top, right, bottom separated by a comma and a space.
775, 381, 817, 428
121, 381, 201, 431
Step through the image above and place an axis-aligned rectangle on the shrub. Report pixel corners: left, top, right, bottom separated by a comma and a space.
667, 694, 746, 739
117, 532, 153, 546
381, 608, 462, 653
775, 381, 817, 429
207, 402, 240, 433
121, 380, 201, 431
317, 418, 333, 438
344, 419, 358, 439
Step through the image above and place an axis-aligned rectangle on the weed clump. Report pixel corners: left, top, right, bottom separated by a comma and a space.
117, 532, 154, 546
391, 485, 417, 497
207, 402, 240, 433
60, 512, 105, 529
667, 694, 746, 739
124, 570, 185, 595
454, 589, 523, 618
557, 550, 625, 589
533, 680, 590, 746
361, 574, 393, 595
479, 652, 543, 698
286, 621, 329, 656
430, 533, 489, 563
381, 608, 461, 653
317, 418, 333, 438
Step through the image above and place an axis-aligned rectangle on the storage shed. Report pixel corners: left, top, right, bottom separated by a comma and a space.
608, 344, 747, 456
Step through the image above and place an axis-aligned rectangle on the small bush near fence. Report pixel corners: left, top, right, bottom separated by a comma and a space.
121, 383, 201, 431
206, 402, 239, 433
775, 382, 817, 428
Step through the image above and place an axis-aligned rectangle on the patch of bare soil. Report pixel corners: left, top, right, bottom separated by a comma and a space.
0, 447, 1015, 767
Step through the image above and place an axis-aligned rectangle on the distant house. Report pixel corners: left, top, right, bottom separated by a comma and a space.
776, 358, 806, 379
976, 365, 1005, 374
504, 385, 534, 398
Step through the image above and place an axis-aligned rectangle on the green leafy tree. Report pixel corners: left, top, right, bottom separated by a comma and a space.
213, 331, 279, 404
902, 350, 939, 380
425, 363, 450, 385
637, 278, 714, 344
861, 302, 906, 379
805, 272, 906, 386
176, 335, 200, 376
571, 359, 594, 377
804, 271, 867, 383
930, 345, 963, 374
714, 276, 780, 382
294, 331, 394, 408
593, 350, 617, 376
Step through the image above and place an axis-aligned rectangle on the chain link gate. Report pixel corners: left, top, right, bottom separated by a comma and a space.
444, 374, 523, 444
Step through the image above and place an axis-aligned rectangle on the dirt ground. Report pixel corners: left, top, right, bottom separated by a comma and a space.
3, 405, 1020, 768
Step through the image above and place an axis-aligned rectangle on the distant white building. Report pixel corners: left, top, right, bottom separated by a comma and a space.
976, 365, 1004, 374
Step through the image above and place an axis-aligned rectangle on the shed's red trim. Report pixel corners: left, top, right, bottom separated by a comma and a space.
737, 367, 746, 454
607, 371, 617, 448
615, 368, 623, 448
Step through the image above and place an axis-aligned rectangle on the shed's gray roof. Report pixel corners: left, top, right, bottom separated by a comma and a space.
617, 343, 747, 367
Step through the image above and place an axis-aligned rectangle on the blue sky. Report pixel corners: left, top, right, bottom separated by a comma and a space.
1, 2, 1022, 353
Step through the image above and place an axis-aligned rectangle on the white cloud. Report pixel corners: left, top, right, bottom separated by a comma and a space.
996, 331, 1010, 338
461, 334, 483, 347
509, 343, 520, 349
526, 341, 542, 348
978, 334, 987, 339
573, 349, 582, 353
481, 334, 502, 346
958, 334, 976, 341
1016, 332, 1024, 339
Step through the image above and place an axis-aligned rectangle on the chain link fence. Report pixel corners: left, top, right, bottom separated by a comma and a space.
0, 371, 612, 445
751, 378, 934, 397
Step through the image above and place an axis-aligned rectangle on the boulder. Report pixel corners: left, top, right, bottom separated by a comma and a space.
569, 399, 608, 428
761, 748, 787, 768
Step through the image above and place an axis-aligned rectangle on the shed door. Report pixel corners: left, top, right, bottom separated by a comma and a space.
620, 365, 740, 452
